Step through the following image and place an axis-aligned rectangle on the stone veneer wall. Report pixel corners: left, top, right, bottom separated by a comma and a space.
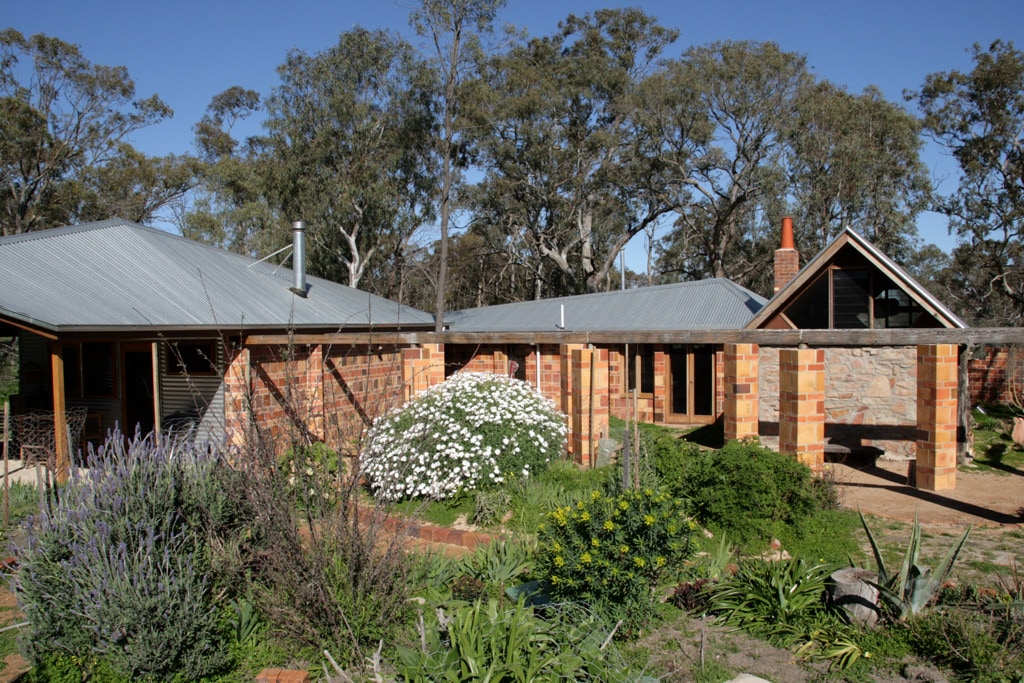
759, 346, 918, 458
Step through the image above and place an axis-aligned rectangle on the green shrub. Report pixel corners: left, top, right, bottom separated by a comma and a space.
364, 372, 567, 501
15, 432, 238, 681
906, 609, 1024, 681
638, 423, 702, 494
708, 558, 863, 669
460, 538, 534, 597
397, 599, 639, 682
473, 487, 513, 527
278, 441, 340, 517
536, 487, 696, 635
677, 440, 828, 549
776, 508, 863, 565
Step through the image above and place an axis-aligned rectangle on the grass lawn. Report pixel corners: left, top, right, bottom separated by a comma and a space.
966, 404, 1024, 475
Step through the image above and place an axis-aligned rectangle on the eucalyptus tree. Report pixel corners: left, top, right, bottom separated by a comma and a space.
71, 145, 198, 225
468, 8, 679, 297
0, 29, 173, 235
914, 40, 1024, 326
184, 86, 278, 256
260, 28, 436, 293
654, 41, 810, 291
788, 82, 930, 261
412, 0, 505, 325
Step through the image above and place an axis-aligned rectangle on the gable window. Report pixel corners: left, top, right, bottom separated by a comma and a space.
783, 267, 927, 329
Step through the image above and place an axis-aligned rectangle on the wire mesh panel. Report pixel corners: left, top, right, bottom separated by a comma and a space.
11, 407, 88, 467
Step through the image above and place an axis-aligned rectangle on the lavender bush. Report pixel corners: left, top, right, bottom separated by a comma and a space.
363, 372, 568, 501
14, 431, 237, 680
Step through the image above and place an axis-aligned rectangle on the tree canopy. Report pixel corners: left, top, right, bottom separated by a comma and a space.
915, 40, 1024, 325
0, 28, 180, 236
14, 10, 1019, 327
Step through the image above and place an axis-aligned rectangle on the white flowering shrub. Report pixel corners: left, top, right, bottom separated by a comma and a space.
363, 372, 568, 501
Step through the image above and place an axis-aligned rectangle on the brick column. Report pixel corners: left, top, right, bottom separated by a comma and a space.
223, 346, 251, 449
569, 347, 608, 467
652, 348, 667, 423
916, 344, 958, 491
778, 348, 825, 469
306, 344, 325, 442
422, 343, 445, 388
724, 343, 760, 441
402, 346, 433, 401
560, 344, 583, 425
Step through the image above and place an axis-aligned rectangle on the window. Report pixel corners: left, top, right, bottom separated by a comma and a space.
62, 341, 116, 398
783, 267, 927, 329
82, 342, 116, 396
62, 345, 82, 397
170, 341, 217, 375
626, 345, 654, 395
873, 287, 926, 329
832, 269, 871, 328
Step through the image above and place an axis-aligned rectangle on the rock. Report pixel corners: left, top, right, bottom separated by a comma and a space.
902, 663, 951, 682
827, 567, 881, 627
724, 675, 772, 683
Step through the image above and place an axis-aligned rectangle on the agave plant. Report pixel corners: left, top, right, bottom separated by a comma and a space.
860, 511, 971, 620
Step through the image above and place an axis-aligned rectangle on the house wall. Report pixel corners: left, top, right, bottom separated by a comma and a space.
759, 346, 918, 458
158, 341, 225, 442
322, 345, 408, 455
230, 342, 420, 459
968, 347, 1024, 406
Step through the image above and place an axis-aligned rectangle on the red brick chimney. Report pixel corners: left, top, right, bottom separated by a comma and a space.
774, 217, 799, 294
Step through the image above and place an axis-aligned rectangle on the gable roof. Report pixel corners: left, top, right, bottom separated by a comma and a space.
746, 227, 967, 330
445, 279, 767, 333
0, 219, 434, 334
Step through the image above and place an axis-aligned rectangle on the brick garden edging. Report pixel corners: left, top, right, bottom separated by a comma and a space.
379, 511, 502, 550
255, 669, 310, 683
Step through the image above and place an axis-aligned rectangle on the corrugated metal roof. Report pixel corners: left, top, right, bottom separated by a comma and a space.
445, 279, 767, 333
0, 219, 434, 333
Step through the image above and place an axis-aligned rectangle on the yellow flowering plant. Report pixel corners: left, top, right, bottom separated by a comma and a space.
536, 486, 696, 636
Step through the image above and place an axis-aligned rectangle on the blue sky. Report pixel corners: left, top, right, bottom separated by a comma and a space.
6, 0, 1023, 258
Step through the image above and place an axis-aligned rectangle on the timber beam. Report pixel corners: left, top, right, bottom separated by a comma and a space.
244, 327, 1024, 348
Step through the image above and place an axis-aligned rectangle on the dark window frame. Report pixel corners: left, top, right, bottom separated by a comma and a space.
783, 266, 926, 330
626, 345, 655, 396
170, 341, 218, 376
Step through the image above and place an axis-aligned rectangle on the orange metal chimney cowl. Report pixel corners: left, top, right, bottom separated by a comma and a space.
781, 216, 795, 250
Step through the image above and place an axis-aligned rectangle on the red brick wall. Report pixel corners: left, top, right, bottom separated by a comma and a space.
230, 343, 413, 459
968, 347, 1024, 405
323, 345, 407, 455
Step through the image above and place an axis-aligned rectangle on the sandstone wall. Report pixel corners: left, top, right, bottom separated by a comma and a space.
760, 346, 918, 458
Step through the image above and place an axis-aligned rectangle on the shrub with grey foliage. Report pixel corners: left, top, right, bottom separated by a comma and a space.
15, 432, 237, 680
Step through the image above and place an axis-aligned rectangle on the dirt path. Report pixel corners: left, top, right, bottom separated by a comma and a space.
830, 458, 1024, 528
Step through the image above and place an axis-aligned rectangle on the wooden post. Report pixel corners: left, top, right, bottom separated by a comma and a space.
3, 400, 9, 528
152, 341, 162, 445
50, 342, 69, 484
